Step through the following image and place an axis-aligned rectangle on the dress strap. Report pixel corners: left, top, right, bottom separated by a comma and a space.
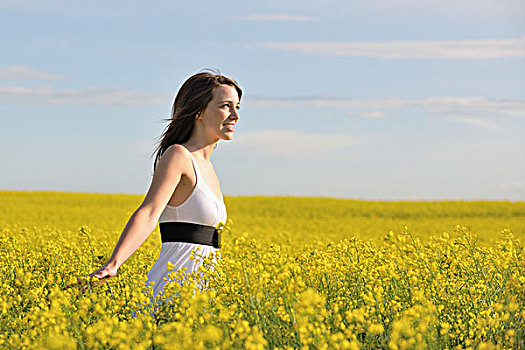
187, 151, 223, 202
187, 152, 203, 186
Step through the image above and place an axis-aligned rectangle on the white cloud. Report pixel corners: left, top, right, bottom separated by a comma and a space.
0, 85, 169, 105
500, 181, 525, 190
0, 66, 62, 80
347, 111, 392, 118
1, 0, 523, 21
246, 96, 525, 132
257, 37, 525, 59
451, 116, 505, 132
228, 14, 315, 21
365, 0, 525, 16
247, 96, 525, 118
413, 97, 525, 118
3, 80, 523, 134
221, 130, 364, 159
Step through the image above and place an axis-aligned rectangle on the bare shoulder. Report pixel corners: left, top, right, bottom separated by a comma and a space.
156, 144, 193, 175
139, 144, 193, 216
163, 144, 191, 159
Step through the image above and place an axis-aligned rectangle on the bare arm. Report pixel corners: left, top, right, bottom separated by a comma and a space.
89, 145, 191, 279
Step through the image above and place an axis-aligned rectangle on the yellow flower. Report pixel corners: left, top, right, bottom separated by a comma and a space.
166, 261, 176, 271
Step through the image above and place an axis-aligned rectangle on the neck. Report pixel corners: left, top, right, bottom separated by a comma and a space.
184, 142, 217, 161
184, 121, 224, 161
183, 135, 219, 162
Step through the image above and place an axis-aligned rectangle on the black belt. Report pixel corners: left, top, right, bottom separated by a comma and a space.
160, 222, 220, 248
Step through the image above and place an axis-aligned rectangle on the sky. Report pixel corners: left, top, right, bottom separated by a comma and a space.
1, 0, 524, 200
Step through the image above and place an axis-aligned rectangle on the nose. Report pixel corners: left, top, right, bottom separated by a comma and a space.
230, 106, 240, 120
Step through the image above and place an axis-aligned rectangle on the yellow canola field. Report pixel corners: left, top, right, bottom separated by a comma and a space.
0, 191, 524, 349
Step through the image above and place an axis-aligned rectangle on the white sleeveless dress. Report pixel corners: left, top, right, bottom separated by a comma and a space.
146, 150, 227, 296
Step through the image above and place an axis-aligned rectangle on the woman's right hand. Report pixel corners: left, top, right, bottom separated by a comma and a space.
63, 142, 189, 295
89, 261, 119, 280
63, 261, 119, 294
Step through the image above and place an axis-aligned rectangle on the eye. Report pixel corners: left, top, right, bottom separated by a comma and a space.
236, 105, 240, 110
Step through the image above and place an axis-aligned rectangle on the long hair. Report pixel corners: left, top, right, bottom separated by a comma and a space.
152, 70, 242, 170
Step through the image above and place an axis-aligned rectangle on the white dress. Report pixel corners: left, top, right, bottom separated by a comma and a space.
146, 150, 227, 297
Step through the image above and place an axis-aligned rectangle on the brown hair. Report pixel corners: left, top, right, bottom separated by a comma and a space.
152, 70, 242, 170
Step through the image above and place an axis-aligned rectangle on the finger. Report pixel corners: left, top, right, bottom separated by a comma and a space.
92, 278, 109, 287
62, 283, 75, 291
91, 275, 110, 285
64, 274, 111, 294
92, 269, 112, 279
97, 275, 111, 282
80, 275, 109, 288
90, 275, 105, 282
62, 278, 84, 291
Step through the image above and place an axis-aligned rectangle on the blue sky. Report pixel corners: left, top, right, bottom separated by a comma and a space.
1, 0, 524, 200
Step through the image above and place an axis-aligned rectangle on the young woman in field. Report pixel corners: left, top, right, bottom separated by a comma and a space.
79, 71, 242, 296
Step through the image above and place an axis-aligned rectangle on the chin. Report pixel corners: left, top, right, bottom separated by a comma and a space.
221, 133, 234, 141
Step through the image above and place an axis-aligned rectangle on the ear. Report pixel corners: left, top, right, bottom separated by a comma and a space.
195, 112, 201, 120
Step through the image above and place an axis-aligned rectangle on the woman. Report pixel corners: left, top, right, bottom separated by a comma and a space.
84, 71, 242, 296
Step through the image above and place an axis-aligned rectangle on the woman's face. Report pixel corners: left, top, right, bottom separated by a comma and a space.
197, 84, 240, 141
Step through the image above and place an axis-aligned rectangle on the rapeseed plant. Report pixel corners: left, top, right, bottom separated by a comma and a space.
0, 192, 524, 349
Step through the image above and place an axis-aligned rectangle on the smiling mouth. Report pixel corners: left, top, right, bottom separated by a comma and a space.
223, 124, 235, 131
